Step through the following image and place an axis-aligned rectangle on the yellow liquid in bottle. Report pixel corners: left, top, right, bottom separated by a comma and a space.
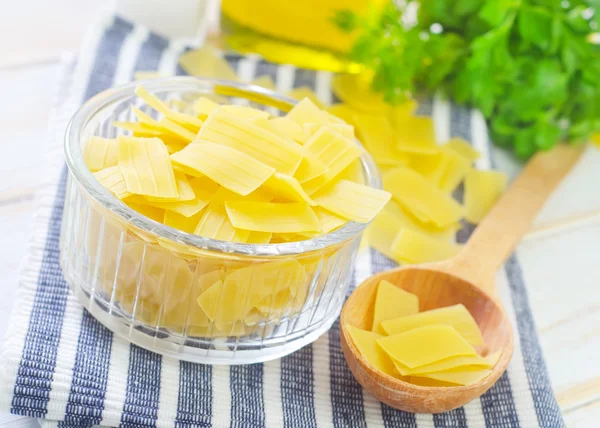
220, 0, 386, 73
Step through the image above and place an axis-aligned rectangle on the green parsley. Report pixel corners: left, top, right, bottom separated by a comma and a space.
335, 0, 600, 159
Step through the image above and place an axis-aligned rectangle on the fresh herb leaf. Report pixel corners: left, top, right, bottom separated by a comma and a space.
337, 0, 600, 158
534, 119, 563, 150
518, 6, 553, 50
455, 0, 486, 17
514, 126, 538, 158
479, 0, 515, 27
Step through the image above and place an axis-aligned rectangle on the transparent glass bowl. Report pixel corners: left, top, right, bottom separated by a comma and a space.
60, 77, 380, 364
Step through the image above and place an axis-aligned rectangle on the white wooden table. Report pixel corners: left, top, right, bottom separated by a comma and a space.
1, 1, 599, 426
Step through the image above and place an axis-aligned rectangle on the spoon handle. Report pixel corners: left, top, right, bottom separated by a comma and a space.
447, 144, 584, 294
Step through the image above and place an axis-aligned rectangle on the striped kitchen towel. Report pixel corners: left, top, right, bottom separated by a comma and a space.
0, 15, 564, 428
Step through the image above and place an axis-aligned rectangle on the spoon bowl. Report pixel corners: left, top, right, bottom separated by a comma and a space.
341, 264, 513, 413
340, 144, 583, 413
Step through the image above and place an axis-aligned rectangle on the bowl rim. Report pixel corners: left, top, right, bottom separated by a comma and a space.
64, 76, 381, 256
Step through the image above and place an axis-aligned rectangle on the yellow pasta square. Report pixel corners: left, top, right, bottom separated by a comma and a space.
146, 172, 195, 203
353, 115, 400, 166
293, 153, 328, 184
197, 259, 306, 330
304, 123, 355, 141
179, 47, 239, 81
407, 152, 451, 187
158, 118, 197, 142
84, 137, 118, 172
464, 170, 507, 223
396, 116, 438, 154
112, 121, 162, 137
255, 117, 306, 144
303, 127, 362, 183
377, 325, 476, 368
219, 105, 270, 120
117, 136, 179, 198
399, 353, 491, 376
94, 165, 132, 199
286, 87, 326, 109
438, 146, 472, 193
372, 280, 419, 334
390, 228, 462, 264
313, 206, 347, 234
332, 74, 389, 114
126, 202, 165, 223
384, 167, 464, 228
381, 304, 483, 347
313, 180, 391, 223
198, 109, 304, 175
135, 85, 203, 130
225, 201, 320, 233
194, 202, 251, 242
388, 99, 418, 128
347, 326, 397, 377
327, 103, 357, 126
149, 176, 219, 217
131, 106, 197, 143
286, 97, 329, 125
192, 97, 220, 120
164, 210, 204, 234
170, 140, 275, 196
444, 137, 480, 162
246, 231, 273, 244
262, 173, 315, 205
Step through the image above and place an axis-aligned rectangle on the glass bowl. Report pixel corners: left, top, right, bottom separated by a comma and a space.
60, 77, 380, 364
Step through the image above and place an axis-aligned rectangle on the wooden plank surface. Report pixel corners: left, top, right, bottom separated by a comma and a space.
0, 1, 107, 68
0, 2, 599, 427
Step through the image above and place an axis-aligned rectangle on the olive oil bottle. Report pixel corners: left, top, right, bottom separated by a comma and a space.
220, 0, 386, 72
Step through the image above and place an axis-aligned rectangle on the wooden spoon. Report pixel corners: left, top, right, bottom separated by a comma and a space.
341, 144, 583, 413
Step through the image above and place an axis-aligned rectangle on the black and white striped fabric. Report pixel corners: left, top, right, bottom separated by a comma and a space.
0, 16, 564, 427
